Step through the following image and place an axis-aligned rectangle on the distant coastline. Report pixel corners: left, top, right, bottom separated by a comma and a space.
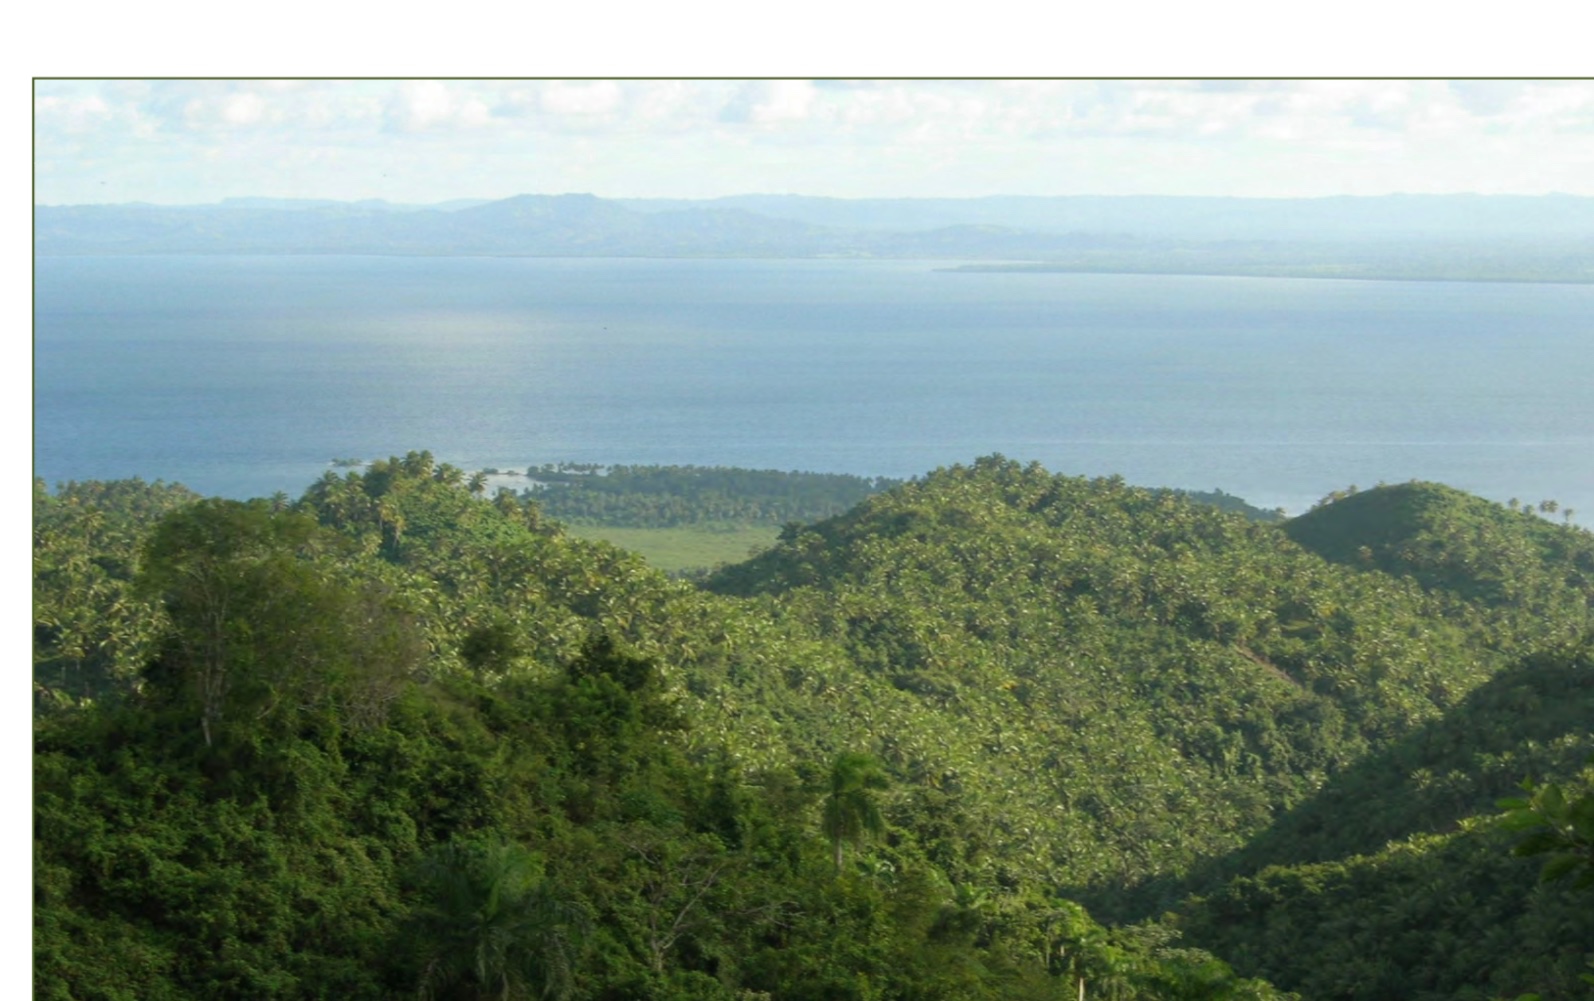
938, 262, 1594, 284
33, 192, 1594, 285
30, 249, 1593, 286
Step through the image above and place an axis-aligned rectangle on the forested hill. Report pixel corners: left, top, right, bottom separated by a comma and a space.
33, 455, 1594, 1000
1284, 481, 1594, 634
520, 463, 905, 528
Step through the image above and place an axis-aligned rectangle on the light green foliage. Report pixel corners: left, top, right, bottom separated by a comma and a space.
1168, 487, 1285, 523
707, 458, 1557, 907
562, 523, 778, 575
33, 476, 201, 706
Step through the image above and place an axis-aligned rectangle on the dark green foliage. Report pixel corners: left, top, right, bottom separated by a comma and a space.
460, 617, 528, 676
1173, 823, 1594, 1001
1181, 642, 1594, 880
36, 453, 1594, 1000
822, 752, 889, 872
1168, 487, 1285, 523
34, 697, 414, 1000
406, 837, 587, 1001
1498, 763, 1594, 890
1285, 481, 1594, 652
1167, 646, 1594, 999
138, 498, 425, 747
523, 463, 902, 529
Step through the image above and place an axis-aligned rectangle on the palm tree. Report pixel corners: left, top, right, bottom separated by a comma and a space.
400, 450, 436, 479
411, 838, 587, 1001
493, 489, 521, 518
375, 496, 406, 556
822, 752, 889, 873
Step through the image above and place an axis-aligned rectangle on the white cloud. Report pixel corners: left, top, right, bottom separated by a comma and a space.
222, 93, 267, 126
539, 80, 623, 116
384, 81, 492, 132
837, 84, 921, 127
720, 80, 818, 124
629, 80, 713, 129
756, 80, 819, 123
29, 79, 1594, 203
33, 93, 112, 132
180, 91, 270, 130
1514, 81, 1594, 131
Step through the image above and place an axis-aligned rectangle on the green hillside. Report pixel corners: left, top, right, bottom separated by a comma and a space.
1171, 643, 1594, 999
33, 455, 1594, 999
1175, 798, 1594, 1001
1284, 481, 1594, 650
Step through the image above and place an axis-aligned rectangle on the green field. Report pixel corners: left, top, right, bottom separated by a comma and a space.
563, 522, 779, 573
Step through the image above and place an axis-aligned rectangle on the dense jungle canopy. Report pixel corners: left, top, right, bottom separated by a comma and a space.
32, 454, 1594, 1000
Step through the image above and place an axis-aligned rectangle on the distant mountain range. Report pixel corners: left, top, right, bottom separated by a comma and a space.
617, 192, 1594, 240
32, 193, 1594, 281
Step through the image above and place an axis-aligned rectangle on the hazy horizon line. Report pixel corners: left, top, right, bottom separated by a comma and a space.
36, 190, 1594, 209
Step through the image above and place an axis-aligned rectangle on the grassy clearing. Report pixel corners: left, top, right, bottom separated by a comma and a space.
562, 523, 780, 574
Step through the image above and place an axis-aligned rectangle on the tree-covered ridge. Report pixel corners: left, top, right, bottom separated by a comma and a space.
518, 463, 904, 529
1175, 812, 1594, 1001
510, 463, 1281, 531
1171, 488, 1285, 524
481, 464, 1280, 577
1171, 726, 1594, 1001
34, 454, 1293, 1001
1283, 481, 1594, 652
1196, 641, 1594, 877
1160, 639, 1594, 999
33, 453, 1594, 999
706, 460, 1549, 895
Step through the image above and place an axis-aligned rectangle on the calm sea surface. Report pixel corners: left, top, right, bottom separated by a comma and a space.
33, 255, 1594, 517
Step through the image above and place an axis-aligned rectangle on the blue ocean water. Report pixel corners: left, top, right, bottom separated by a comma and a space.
32, 255, 1594, 517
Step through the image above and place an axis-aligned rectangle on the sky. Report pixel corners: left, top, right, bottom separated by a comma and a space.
32, 78, 1594, 205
